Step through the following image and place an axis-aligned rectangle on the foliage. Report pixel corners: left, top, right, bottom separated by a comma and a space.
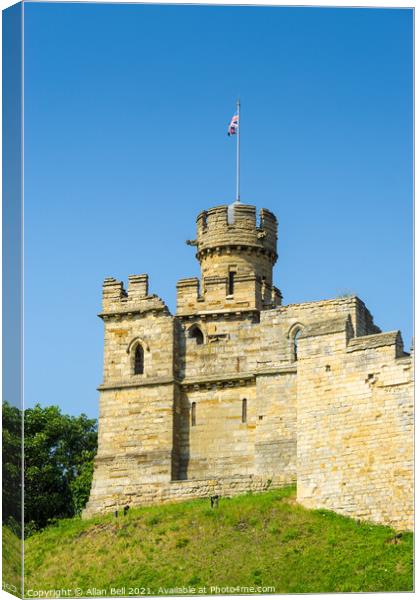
24, 403, 97, 533
2, 401, 97, 536
25, 487, 413, 595
69, 458, 95, 516
2, 401, 22, 531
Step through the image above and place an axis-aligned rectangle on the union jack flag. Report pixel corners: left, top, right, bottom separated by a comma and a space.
227, 113, 239, 136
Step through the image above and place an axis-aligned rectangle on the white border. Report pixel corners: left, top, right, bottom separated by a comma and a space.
0, 2, 415, 600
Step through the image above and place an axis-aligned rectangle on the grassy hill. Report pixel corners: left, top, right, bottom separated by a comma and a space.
3, 526, 22, 596
24, 486, 413, 596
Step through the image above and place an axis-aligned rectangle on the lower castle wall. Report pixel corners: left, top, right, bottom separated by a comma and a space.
83, 474, 296, 518
297, 330, 413, 531
85, 384, 177, 516
254, 372, 297, 478
177, 384, 257, 479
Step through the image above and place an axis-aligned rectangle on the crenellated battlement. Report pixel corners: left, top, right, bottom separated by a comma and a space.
101, 274, 170, 317
195, 203, 277, 262
127, 274, 149, 298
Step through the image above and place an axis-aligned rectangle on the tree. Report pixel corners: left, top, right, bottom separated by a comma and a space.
24, 404, 97, 532
2, 401, 22, 534
2, 402, 98, 535
69, 458, 95, 516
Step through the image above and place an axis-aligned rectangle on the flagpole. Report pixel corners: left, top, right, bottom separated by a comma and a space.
236, 98, 240, 202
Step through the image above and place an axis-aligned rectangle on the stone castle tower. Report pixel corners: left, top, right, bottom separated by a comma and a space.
84, 202, 413, 531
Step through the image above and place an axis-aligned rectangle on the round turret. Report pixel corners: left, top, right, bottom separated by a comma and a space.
195, 203, 278, 291
196, 203, 277, 262
179, 202, 281, 314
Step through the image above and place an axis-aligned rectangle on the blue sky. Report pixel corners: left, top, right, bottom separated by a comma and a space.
24, 3, 413, 418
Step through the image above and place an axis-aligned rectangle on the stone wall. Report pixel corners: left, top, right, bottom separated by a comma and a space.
179, 314, 260, 379
83, 474, 294, 518
85, 276, 178, 517
178, 383, 257, 479
85, 383, 178, 517
254, 371, 297, 479
258, 296, 380, 370
175, 307, 299, 482
296, 321, 414, 531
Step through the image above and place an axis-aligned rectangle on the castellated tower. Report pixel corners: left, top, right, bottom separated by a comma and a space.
85, 202, 413, 532
176, 203, 282, 315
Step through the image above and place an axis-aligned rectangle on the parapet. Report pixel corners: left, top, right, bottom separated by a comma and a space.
101, 274, 170, 317
176, 277, 201, 314
300, 315, 354, 341
127, 274, 149, 298
298, 316, 406, 360
347, 330, 404, 357
102, 277, 127, 303
195, 203, 278, 262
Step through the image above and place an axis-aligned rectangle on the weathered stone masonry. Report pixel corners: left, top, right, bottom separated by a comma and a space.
84, 202, 413, 531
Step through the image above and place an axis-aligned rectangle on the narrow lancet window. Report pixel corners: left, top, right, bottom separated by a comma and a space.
293, 329, 301, 362
228, 271, 236, 296
134, 344, 144, 375
242, 399, 247, 423
191, 402, 196, 426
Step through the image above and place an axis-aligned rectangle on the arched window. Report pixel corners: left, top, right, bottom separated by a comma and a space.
134, 344, 144, 375
188, 325, 204, 345
242, 399, 247, 424
191, 402, 196, 426
292, 329, 301, 362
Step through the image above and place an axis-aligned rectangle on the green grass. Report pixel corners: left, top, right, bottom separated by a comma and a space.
24, 486, 413, 596
3, 526, 22, 597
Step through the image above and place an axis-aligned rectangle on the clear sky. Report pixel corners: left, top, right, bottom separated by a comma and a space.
24, 3, 413, 418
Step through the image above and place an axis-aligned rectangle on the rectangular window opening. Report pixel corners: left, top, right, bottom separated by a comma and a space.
242, 398, 247, 424
228, 271, 236, 296
191, 402, 196, 426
